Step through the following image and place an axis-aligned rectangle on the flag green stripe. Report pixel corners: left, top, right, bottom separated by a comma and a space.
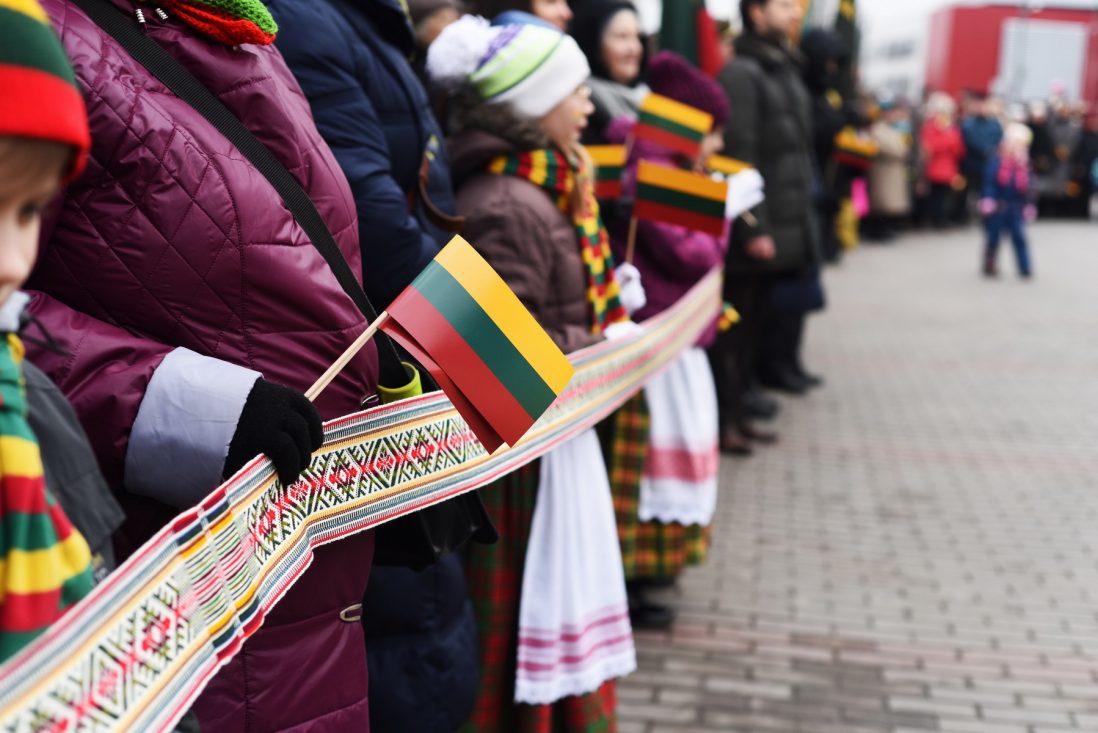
636, 183, 726, 218
0, 6, 78, 86
0, 629, 42, 663
637, 110, 706, 141
596, 166, 622, 182
412, 263, 557, 419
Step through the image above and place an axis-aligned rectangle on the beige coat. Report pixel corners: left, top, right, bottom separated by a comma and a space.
868, 120, 913, 216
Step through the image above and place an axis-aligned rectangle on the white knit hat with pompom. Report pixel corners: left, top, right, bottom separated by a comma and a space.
427, 14, 590, 119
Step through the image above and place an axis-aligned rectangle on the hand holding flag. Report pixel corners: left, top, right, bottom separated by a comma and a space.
307, 237, 574, 454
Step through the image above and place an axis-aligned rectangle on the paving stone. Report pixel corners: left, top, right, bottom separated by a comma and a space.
617, 223, 1098, 731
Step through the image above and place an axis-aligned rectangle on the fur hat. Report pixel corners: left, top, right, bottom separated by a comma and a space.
646, 51, 729, 128
427, 14, 590, 119
0, 0, 90, 180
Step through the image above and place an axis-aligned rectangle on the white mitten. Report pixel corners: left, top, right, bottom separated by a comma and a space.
725, 169, 766, 220
615, 262, 647, 315
603, 320, 644, 341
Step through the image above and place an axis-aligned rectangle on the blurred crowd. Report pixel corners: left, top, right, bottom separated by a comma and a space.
3, 1, 1097, 733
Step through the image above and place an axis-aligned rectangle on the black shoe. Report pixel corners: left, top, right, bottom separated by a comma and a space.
791, 365, 824, 389
742, 388, 780, 420
629, 601, 675, 630
759, 366, 811, 395
719, 428, 754, 456
739, 422, 779, 445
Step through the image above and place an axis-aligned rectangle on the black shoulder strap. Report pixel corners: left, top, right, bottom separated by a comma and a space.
70, 0, 407, 386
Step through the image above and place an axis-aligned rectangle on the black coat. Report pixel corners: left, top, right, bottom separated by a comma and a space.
718, 32, 820, 276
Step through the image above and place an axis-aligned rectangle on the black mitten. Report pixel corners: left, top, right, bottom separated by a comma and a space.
223, 379, 324, 485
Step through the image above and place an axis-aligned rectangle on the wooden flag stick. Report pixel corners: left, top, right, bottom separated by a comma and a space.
624, 216, 639, 265
742, 211, 758, 227
306, 311, 390, 402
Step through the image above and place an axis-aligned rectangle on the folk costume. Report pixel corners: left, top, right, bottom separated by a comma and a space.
433, 16, 638, 732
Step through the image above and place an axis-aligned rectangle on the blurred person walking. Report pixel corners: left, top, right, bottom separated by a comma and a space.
1069, 107, 1098, 218
920, 92, 965, 229
713, 0, 819, 453
980, 123, 1036, 279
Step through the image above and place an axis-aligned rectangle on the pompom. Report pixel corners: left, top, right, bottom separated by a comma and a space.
427, 15, 496, 89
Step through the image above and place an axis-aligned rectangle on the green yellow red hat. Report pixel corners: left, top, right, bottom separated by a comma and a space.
0, 0, 90, 180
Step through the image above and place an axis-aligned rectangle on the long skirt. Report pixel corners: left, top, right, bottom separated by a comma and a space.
463, 463, 619, 733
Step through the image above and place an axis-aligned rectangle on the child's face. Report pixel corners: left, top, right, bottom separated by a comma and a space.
0, 138, 68, 309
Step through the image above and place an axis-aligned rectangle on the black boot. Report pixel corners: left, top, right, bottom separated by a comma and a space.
742, 386, 780, 420
627, 581, 675, 630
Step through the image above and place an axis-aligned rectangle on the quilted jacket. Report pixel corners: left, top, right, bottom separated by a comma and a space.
31, 1, 377, 730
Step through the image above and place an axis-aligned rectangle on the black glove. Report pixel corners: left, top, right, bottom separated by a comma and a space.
223, 379, 323, 485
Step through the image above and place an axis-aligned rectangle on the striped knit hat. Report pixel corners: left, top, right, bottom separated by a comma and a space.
0, 0, 90, 181
427, 14, 590, 119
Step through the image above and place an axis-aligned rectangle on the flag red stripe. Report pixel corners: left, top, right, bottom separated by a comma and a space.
633, 123, 701, 157
384, 288, 536, 447
634, 200, 725, 235
0, 587, 63, 632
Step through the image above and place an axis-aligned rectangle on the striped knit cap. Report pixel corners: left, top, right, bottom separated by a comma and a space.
0, 334, 94, 663
161, 0, 278, 46
427, 15, 589, 119
0, 0, 90, 181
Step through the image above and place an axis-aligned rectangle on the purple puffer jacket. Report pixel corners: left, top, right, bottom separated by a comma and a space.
32, 2, 377, 730
607, 119, 726, 347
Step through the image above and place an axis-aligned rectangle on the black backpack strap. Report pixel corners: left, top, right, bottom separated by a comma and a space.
70, 0, 407, 387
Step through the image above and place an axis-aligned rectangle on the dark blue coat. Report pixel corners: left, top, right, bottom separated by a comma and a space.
962, 116, 1004, 180
270, 0, 454, 308
271, 3, 478, 731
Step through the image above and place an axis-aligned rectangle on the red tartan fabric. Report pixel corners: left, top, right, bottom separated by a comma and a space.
463, 463, 619, 733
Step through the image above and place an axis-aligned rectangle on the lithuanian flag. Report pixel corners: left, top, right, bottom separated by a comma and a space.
586, 145, 627, 200
633, 160, 727, 236
381, 237, 574, 453
635, 93, 713, 158
708, 155, 754, 177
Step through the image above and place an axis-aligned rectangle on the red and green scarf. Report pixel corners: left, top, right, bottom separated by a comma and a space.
160, 0, 278, 46
489, 149, 628, 335
0, 335, 94, 663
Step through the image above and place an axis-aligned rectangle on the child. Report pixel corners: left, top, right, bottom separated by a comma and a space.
981, 122, 1036, 279
0, 0, 96, 661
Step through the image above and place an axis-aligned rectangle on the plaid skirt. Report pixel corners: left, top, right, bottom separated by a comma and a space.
600, 393, 710, 582
462, 462, 618, 733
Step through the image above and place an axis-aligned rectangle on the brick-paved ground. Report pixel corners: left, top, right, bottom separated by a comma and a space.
618, 222, 1098, 732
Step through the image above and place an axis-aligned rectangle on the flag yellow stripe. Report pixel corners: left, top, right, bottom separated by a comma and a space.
708, 155, 754, 175
637, 161, 727, 202
640, 93, 713, 134
585, 145, 627, 168
434, 237, 573, 393
0, 533, 92, 598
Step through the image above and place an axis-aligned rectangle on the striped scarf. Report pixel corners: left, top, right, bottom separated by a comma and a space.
161, 0, 278, 46
489, 149, 628, 334
0, 335, 93, 663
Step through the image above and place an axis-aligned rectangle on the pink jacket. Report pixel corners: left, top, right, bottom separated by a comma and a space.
921, 119, 966, 185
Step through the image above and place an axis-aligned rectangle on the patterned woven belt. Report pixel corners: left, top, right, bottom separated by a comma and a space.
0, 269, 721, 733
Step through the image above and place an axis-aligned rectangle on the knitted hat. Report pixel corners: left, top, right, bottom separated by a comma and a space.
427, 14, 590, 119
0, 0, 90, 180
407, 0, 462, 28
646, 51, 729, 128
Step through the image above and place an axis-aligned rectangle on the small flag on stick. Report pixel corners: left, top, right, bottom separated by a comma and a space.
635, 93, 713, 158
708, 155, 754, 177
586, 145, 628, 200
381, 237, 575, 453
633, 160, 728, 236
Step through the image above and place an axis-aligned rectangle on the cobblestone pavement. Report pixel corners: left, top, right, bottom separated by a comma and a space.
618, 222, 1098, 733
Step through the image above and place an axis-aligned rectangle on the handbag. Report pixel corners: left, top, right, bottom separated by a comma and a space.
70, 0, 495, 569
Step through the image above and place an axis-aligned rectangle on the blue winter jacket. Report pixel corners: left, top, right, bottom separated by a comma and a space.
962, 116, 1004, 179
271, 3, 478, 732
270, 0, 453, 308
982, 156, 1032, 208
